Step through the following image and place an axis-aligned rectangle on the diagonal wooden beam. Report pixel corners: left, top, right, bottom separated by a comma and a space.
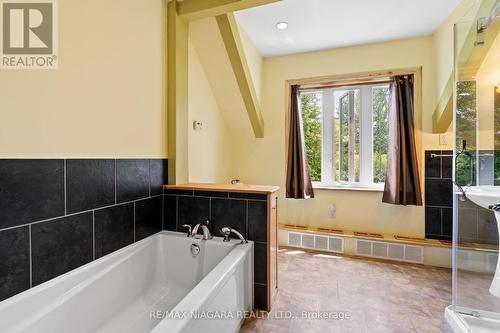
216, 13, 264, 138
177, 0, 280, 21
167, 1, 189, 184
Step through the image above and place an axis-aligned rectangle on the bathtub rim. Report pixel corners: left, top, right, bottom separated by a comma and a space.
150, 236, 254, 333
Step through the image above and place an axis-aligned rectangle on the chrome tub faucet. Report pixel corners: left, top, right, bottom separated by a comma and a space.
221, 227, 248, 244
188, 220, 213, 240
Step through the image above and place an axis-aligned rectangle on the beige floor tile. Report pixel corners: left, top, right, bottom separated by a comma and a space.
240, 249, 452, 333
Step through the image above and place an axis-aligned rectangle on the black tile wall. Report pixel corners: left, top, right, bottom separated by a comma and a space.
31, 212, 93, 286
163, 195, 177, 231
66, 159, 115, 213
178, 196, 210, 228
425, 150, 453, 240
211, 199, 247, 238
135, 197, 163, 241
253, 242, 267, 284
229, 192, 267, 200
424, 207, 441, 236
194, 190, 229, 198
163, 189, 270, 310
248, 201, 268, 243
0, 226, 30, 301
254, 283, 268, 311
0, 160, 64, 229
0, 158, 167, 302
425, 150, 499, 244
95, 203, 135, 258
150, 159, 168, 196
442, 208, 453, 237
425, 178, 453, 207
117, 159, 150, 203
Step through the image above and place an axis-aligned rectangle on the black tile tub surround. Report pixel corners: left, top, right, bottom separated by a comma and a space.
117, 159, 150, 203
163, 189, 270, 310
211, 198, 247, 238
177, 195, 210, 228
248, 200, 268, 243
163, 195, 177, 232
31, 212, 93, 286
0, 226, 30, 301
253, 283, 268, 311
0, 158, 167, 302
150, 159, 168, 196
66, 159, 115, 213
0, 159, 64, 229
135, 197, 163, 241
94, 203, 135, 258
254, 242, 267, 284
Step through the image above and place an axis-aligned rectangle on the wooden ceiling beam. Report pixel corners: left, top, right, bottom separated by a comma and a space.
176, 0, 280, 21
216, 13, 265, 138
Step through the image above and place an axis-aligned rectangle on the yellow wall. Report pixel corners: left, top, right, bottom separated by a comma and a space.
188, 40, 234, 183
230, 36, 437, 237
188, 0, 493, 239
0, 0, 166, 158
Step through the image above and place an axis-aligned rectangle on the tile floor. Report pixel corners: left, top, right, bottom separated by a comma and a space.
240, 248, 453, 333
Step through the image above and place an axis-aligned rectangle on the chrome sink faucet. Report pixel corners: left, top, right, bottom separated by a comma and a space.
221, 227, 248, 244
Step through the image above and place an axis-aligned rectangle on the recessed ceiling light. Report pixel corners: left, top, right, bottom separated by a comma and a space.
276, 22, 288, 30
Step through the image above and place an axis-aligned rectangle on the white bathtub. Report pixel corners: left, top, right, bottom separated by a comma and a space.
0, 231, 254, 333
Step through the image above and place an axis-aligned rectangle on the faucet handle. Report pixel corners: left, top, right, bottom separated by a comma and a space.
221, 227, 231, 242
182, 224, 192, 237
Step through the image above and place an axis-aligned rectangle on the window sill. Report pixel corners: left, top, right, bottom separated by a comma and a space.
312, 185, 384, 192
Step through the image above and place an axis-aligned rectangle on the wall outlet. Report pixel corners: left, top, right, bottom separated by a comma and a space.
439, 134, 448, 146
329, 204, 336, 219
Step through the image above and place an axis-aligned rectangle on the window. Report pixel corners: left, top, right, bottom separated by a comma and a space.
300, 83, 390, 188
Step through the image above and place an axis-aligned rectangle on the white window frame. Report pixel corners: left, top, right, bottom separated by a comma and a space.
302, 83, 389, 190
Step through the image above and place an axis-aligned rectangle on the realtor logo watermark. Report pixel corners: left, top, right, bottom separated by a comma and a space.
0, 0, 58, 69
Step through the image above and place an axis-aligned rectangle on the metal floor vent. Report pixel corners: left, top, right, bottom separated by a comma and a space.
287, 231, 344, 253
355, 239, 424, 264
487, 253, 498, 273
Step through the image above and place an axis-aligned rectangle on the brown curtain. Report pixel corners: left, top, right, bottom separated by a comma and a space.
382, 75, 422, 206
286, 85, 314, 199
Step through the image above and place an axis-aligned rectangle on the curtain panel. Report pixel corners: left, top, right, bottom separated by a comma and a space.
286, 85, 315, 199
382, 75, 422, 206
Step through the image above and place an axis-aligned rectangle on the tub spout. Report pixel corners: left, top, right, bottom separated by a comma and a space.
221, 227, 248, 244
192, 222, 213, 240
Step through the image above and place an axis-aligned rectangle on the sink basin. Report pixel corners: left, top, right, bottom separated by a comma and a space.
465, 186, 500, 297
466, 186, 500, 211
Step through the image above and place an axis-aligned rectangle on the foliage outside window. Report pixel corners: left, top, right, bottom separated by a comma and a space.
300, 83, 390, 188
455, 81, 477, 187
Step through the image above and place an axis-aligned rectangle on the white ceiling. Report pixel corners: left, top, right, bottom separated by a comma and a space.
235, 0, 462, 57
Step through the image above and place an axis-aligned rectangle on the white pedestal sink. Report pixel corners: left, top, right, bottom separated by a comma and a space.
466, 186, 500, 297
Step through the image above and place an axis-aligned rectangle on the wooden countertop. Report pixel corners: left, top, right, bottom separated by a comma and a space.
164, 183, 279, 194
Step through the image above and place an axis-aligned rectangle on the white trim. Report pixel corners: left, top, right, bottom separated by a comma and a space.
300, 82, 390, 188
360, 85, 373, 185
321, 89, 334, 184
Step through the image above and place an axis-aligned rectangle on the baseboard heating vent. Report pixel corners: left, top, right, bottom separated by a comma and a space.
487, 253, 498, 273
355, 239, 424, 264
287, 231, 344, 253
288, 232, 301, 247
